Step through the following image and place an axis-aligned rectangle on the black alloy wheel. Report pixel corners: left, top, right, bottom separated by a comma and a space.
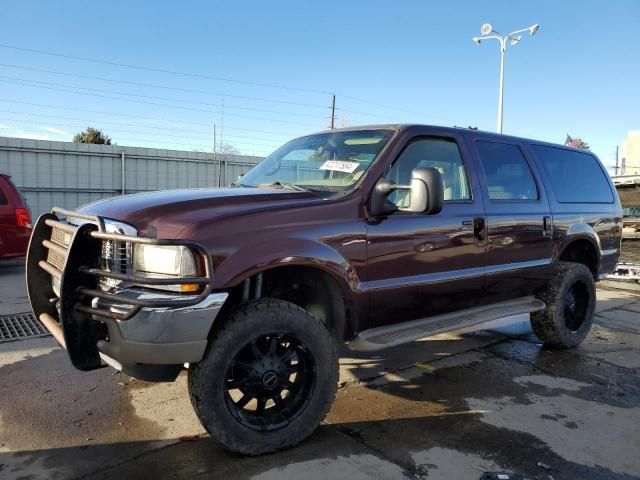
224, 333, 316, 431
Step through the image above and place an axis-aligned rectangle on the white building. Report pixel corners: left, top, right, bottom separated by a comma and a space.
620, 130, 640, 175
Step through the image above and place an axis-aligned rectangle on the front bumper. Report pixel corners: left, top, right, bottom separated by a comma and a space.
95, 288, 227, 365
26, 207, 226, 381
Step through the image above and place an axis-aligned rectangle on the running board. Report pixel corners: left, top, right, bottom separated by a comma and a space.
348, 296, 546, 352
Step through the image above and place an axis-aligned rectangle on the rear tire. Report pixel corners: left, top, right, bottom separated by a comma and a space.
188, 298, 338, 455
531, 261, 596, 349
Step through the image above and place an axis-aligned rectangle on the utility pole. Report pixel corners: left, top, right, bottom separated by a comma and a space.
214, 122, 222, 187
220, 100, 226, 187
329, 94, 336, 129
213, 123, 217, 161
614, 145, 619, 176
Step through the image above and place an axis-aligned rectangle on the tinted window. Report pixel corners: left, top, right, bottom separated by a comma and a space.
0, 183, 7, 205
532, 145, 613, 203
476, 141, 538, 200
386, 138, 471, 207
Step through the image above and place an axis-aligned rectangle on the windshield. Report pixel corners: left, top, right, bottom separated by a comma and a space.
239, 129, 394, 192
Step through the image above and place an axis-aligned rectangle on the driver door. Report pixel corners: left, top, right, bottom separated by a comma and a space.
364, 133, 487, 328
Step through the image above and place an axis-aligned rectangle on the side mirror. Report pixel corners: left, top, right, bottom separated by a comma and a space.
401, 167, 444, 214
370, 167, 444, 216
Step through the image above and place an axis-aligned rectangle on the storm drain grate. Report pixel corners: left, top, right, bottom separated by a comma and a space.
0, 312, 50, 343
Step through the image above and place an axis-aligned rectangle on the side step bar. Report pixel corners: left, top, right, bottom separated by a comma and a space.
348, 296, 545, 352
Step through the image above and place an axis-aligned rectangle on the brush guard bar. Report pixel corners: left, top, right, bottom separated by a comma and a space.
26, 207, 214, 371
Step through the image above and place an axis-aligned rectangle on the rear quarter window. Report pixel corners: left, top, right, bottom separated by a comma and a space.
531, 145, 613, 203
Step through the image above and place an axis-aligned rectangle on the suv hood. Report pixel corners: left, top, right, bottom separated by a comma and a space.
78, 187, 319, 237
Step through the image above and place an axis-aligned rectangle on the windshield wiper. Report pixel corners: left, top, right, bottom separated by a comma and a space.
230, 182, 257, 188
259, 181, 309, 192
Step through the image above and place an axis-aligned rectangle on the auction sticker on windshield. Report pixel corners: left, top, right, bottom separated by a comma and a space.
319, 160, 359, 173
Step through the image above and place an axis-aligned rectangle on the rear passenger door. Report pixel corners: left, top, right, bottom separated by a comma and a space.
470, 137, 553, 302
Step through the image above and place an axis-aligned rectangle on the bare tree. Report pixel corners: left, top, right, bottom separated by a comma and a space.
219, 143, 240, 156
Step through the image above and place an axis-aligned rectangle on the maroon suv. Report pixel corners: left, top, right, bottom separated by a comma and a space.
26, 125, 622, 455
0, 174, 32, 259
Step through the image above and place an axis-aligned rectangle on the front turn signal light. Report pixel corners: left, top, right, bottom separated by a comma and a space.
180, 283, 200, 293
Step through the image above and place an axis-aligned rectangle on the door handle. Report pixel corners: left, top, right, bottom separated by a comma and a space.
543, 216, 553, 237
473, 217, 486, 245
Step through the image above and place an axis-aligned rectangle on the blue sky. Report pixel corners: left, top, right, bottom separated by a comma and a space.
0, 0, 638, 168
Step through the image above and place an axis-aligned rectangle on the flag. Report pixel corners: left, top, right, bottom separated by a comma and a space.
565, 134, 576, 147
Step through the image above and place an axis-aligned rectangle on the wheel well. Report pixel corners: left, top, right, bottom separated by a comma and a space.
559, 240, 598, 277
224, 266, 350, 341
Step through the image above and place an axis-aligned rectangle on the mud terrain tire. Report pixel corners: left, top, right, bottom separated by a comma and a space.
531, 261, 596, 349
188, 298, 338, 455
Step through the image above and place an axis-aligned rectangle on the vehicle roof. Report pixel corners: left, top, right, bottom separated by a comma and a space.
310, 124, 595, 156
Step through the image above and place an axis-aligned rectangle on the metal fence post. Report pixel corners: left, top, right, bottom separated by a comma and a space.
121, 151, 126, 195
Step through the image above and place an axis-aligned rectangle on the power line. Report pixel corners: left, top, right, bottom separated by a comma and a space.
338, 92, 460, 125
0, 99, 304, 137
0, 43, 333, 95
0, 110, 288, 144
0, 79, 322, 127
0, 73, 327, 118
0, 44, 453, 121
0, 63, 330, 109
0, 117, 283, 150
2, 118, 280, 149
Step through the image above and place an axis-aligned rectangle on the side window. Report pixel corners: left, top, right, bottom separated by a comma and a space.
476, 141, 538, 201
531, 145, 613, 203
0, 185, 7, 205
386, 138, 471, 207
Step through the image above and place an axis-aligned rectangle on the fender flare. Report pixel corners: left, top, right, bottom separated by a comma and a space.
211, 237, 361, 309
553, 223, 601, 267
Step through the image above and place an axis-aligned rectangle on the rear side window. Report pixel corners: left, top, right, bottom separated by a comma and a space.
0, 183, 7, 205
531, 145, 613, 203
476, 141, 538, 200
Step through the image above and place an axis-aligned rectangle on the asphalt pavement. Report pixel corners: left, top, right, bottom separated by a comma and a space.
1, 258, 639, 480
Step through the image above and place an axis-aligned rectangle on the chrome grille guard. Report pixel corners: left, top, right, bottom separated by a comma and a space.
26, 207, 214, 371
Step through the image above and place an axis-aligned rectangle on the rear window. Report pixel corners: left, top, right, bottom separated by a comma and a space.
531, 145, 613, 203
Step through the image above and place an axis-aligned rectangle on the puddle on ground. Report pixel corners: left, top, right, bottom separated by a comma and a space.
329, 340, 640, 480
410, 447, 504, 480
467, 388, 640, 475
251, 453, 408, 480
0, 348, 171, 451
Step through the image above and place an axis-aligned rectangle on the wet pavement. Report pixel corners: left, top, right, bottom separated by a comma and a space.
1, 258, 639, 479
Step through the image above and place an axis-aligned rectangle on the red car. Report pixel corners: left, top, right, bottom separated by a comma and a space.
0, 174, 32, 259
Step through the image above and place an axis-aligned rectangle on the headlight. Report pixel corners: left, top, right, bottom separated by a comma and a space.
133, 244, 200, 292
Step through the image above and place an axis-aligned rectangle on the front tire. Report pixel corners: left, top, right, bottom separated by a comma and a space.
188, 298, 338, 455
531, 261, 596, 349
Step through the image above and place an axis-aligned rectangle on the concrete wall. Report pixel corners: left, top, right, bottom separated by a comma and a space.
0, 136, 263, 218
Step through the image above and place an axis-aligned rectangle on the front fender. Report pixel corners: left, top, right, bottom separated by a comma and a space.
212, 237, 360, 297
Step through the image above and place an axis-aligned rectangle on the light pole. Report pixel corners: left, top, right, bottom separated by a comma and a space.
473, 23, 539, 134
